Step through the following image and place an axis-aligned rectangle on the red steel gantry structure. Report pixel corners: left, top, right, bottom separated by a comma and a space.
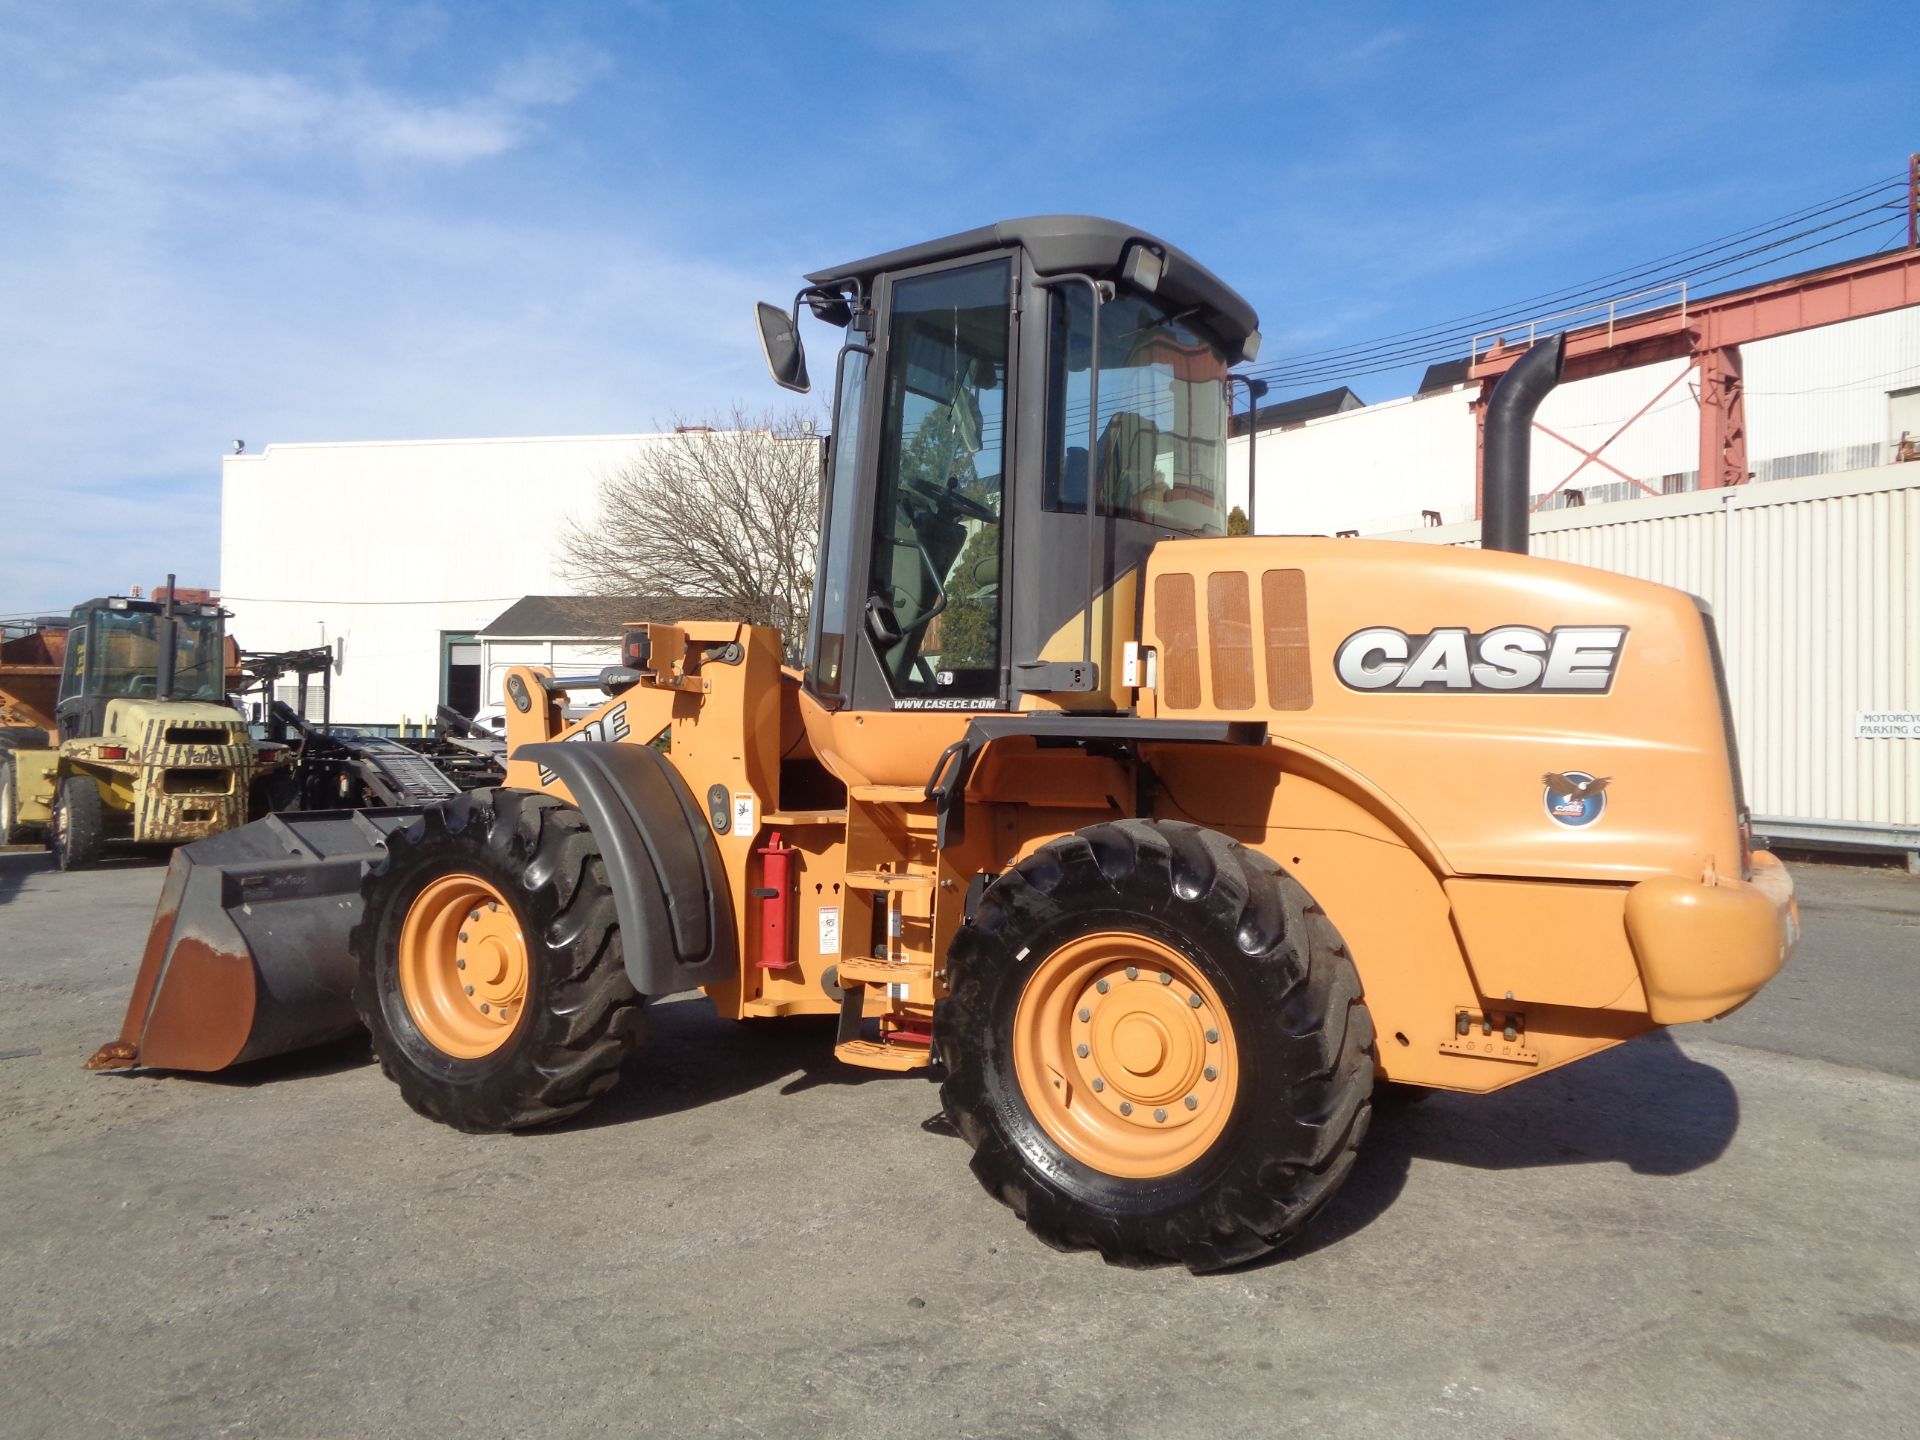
1469, 241, 1920, 516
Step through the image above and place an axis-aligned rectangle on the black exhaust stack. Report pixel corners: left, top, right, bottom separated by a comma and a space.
155, 571, 179, 701
1481, 333, 1564, 555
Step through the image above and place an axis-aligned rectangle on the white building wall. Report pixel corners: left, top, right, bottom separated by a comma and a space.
221, 434, 676, 724
1237, 307, 1920, 535
1745, 307, 1920, 470
1225, 386, 1478, 535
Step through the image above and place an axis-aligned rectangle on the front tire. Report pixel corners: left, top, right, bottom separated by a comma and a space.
939, 819, 1374, 1271
50, 774, 105, 870
351, 788, 643, 1132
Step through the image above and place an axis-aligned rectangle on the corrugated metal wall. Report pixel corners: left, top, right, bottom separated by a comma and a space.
1392, 464, 1920, 838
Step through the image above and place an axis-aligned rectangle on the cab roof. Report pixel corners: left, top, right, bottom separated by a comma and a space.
806, 214, 1261, 363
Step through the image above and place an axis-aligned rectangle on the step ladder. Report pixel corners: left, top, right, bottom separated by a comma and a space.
832, 787, 942, 1072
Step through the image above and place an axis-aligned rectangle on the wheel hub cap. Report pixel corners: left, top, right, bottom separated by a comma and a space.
1012, 931, 1239, 1179
398, 873, 528, 1059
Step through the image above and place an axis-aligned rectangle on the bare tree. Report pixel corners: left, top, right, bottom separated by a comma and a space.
561, 407, 822, 659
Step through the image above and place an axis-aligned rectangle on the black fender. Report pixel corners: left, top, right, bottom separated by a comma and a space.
512, 742, 738, 997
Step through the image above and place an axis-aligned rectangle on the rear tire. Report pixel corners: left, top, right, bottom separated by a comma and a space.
50, 774, 105, 871
939, 819, 1374, 1271
351, 788, 644, 1132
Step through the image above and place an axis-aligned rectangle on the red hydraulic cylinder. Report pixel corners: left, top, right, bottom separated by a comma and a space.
753, 830, 796, 970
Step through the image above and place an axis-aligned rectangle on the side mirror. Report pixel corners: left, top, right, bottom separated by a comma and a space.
756, 302, 810, 393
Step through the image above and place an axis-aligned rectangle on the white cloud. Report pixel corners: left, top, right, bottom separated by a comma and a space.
0, 24, 784, 614
93, 61, 589, 172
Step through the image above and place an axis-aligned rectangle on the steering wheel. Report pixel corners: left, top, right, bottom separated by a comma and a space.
904, 476, 996, 524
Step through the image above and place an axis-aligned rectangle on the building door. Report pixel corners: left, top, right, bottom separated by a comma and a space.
441, 632, 481, 718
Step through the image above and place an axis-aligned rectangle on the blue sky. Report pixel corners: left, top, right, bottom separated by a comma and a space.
0, 0, 1911, 616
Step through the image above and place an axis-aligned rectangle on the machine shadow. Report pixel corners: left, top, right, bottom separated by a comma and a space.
0, 848, 167, 907
1272, 1029, 1741, 1266
556, 995, 923, 1132
100, 1034, 376, 1088
0, 850, 53, 905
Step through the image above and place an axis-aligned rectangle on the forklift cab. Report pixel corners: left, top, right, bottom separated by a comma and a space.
758, 216, 1262, 718
55, 597, 228, 741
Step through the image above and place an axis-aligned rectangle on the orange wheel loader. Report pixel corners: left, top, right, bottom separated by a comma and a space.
90, 217, 1798, 1270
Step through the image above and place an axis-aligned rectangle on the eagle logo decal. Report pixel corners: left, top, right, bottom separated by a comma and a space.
1542, 771, 1609, 828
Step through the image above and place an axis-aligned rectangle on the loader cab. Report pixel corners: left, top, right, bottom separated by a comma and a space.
54, 597, 228, 741
761, 216, 1261, 717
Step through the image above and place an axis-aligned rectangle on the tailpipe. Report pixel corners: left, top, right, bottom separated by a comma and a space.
1482, 333, 1565, 555
86, 809, 420, 1074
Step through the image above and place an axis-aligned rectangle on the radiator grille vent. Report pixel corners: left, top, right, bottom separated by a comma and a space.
1206, 572, 1254, 710
1154, 573, 1201, 710
1261, 569, 1313, 711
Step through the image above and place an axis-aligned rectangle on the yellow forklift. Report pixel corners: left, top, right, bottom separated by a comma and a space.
1, 581, 264, 868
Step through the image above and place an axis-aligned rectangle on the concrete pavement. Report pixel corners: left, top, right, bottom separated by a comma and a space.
1, 850, 1915, 1439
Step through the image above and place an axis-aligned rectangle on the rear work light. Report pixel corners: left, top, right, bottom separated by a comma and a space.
620, 625, 653, 673
98, 745, 127, 760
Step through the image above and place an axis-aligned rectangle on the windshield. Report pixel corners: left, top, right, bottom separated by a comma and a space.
1046, 286, 1231, 536
79, 608, 226, 703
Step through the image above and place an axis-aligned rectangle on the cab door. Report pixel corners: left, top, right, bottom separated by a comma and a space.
838, 254, 1016, 714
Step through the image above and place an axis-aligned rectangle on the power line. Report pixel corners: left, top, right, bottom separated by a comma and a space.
1249, 205, 1907, 392
1247, 175, 1903, 376
1245, 178, 1910, 391
1251, 202, 1904, 389
1250, 195, 1904, 387
1252, 173, 1904, 372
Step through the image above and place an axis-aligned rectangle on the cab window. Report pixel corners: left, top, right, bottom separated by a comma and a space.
1045, 286, 1230, 536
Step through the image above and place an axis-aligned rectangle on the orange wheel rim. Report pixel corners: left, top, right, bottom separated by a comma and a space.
398, 873, 528, 1059
1012, 931, 1238, 1179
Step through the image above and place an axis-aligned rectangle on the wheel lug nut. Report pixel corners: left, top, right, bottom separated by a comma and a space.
470, 910, 481, 922
1184, 1094, 1198, 1110
1078, 1008, 1091, 1023
1076, 1043, 1090, 1058
1095, 979, 1110, 994
1153, 1108, 1167, 1123
456, 958, 466, 970
489, 902, 499, 912
1092, 1077, 1106, 1092
480, 1003, 490, 1014
459, 932, 469, 942
1158, 972, 1172, 986
464, 984, 475, 995
1205, 1029, 1219, 1044
1187, 993, 1202, 1008
1118, 1101, 1132, 1116
1125, 966, 1138, 980
1204, 1065, 1218, 1081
